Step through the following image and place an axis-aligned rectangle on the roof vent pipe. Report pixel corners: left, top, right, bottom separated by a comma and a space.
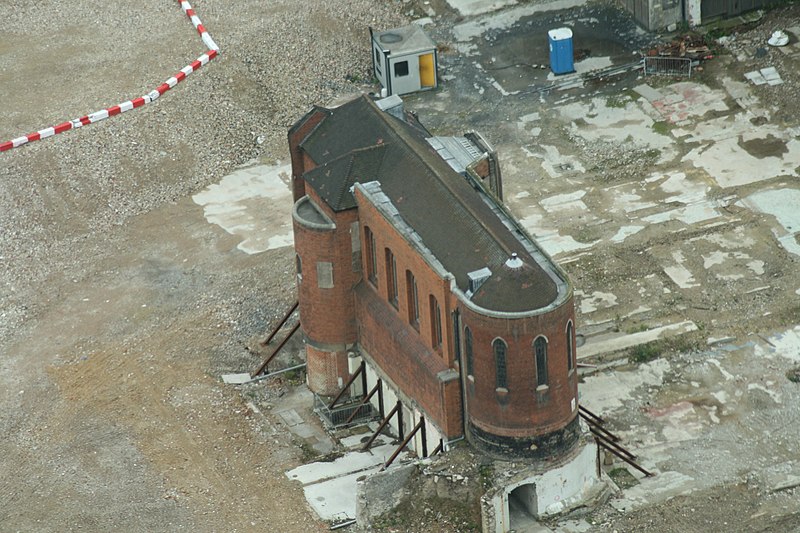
505, 252, 523, 269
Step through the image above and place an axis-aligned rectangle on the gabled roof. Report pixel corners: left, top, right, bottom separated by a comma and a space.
297, 95, 566, 313
304, 144, 388, 211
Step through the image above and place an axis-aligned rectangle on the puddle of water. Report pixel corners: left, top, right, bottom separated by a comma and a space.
546, 56, 612, 80
683, 119, 800, 188
453, 0, 589, 41
193, 163, 293, 254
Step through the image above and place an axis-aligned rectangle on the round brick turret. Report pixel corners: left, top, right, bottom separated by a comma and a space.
459, 292, 579, 460
292, 193, 360, 396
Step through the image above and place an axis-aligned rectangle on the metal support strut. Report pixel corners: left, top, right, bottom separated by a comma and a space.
261, 301, 298, 346
328, 362, 365, 410
382, 416, 425, 471
362, 401, 402, 451
344, 379, 382, 425
251, 322, 300, 377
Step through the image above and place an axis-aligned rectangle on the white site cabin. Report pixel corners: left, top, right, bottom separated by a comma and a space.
370, 24, 438, 97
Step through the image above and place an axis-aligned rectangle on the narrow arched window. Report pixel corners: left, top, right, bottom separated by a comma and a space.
385, 248, 398, 307
430, 295, 442, 349
465, 327, 474, 377
406, 270, 419, 328
534, 337, 548, 387
567, 321, 574, 372
494, 339, 508, 389
295, 254, 302, 282
365, 226, 377, 285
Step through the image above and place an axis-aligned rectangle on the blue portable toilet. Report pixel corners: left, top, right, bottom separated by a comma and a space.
548, 27, 574, 75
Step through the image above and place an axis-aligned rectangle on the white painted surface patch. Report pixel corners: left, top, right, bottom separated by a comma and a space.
580, 358, 670, 413
453, 0, 588, 41
446, 0, 518, 16
193, 163, 294, 254
743, 188, 800, 257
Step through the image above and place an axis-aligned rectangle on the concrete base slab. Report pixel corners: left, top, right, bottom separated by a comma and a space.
277, 409, 304, 427
609, 470, 695, 512
287, 444, 410, 523
286, 443, 403, 485
744, 70, 767, 85
291, 423, 317, 439
578, 320, 698, 359
303, 467, 380, 521
221, 373, 251, 384
633, 83, 663, 101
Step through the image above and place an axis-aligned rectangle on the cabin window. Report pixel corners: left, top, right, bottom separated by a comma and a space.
394, 60, 409, 77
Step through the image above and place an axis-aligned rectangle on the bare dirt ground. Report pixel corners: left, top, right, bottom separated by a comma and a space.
4, 0, 800, 531
0, 0, 407, 531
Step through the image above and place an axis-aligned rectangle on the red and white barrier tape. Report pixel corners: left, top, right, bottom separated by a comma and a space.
1, 0, 219, 153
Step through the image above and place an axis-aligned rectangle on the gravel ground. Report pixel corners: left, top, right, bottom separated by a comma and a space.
0, 0, 407, 341
0, 1, 409, 531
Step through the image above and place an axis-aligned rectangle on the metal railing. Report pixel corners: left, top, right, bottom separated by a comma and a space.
643, 56, 692, 78
314, 394, 379, 429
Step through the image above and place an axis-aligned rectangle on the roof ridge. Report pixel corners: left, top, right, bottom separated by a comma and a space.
363, 97, 515, 258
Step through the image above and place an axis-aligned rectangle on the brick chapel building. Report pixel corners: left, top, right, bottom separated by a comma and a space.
287, 93, 584, 465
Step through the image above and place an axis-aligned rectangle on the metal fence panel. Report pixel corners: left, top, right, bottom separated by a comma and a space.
643, 56, 692, 77
314, 394, 379, 429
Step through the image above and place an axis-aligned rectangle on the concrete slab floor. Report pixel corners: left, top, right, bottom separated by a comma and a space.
286, 444, 409, 523
400, 2, 800, 527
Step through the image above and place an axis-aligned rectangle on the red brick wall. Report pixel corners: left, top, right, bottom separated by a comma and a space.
351, 187, 463, 437
460, 296, 578, 439
355, 284, 462, 438
353, 187, 455, 364
288, 108, 327, 201
306, 344, 349, 396
293, 191, 362, 395
294, 200, 360, 347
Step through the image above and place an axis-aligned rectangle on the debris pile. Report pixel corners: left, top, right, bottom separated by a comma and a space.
646, 34, 713, 61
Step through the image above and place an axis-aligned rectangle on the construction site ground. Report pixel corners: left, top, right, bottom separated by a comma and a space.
2, 0, 800, 532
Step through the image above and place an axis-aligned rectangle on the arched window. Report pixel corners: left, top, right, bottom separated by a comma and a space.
406, 270, 419, 328
494, 338, 508, 389
430, 295, 442, 349
534, 337, 548, 387
385, 248, 398, 307
465, 327, 474, 377
295, 254, 302, 281
365, 226, 377, 284
567, 321, 574, 372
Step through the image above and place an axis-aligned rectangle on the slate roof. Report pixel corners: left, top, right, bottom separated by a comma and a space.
297, 95, 564, 313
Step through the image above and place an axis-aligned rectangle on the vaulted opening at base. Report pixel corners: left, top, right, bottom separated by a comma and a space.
508, 482, 538, 530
